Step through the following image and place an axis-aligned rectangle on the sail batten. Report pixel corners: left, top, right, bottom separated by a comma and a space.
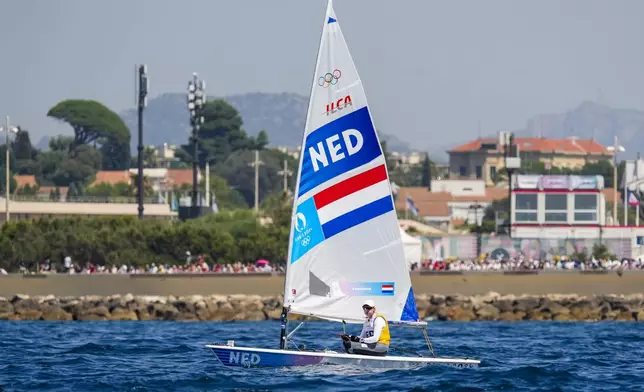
284, 0, 419, 324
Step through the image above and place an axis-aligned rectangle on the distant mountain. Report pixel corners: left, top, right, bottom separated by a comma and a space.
120, 92, 412, 152
523, 101, 644, 159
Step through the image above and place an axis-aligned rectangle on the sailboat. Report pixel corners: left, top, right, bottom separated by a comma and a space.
206, 0, 480, 369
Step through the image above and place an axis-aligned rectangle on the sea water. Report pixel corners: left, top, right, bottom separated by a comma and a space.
1, 321, 643, 391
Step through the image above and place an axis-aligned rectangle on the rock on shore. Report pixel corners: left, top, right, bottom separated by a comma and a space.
1, 293, 643, 322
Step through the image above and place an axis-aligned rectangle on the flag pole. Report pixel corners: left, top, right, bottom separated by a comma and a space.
637, 198, 640, 227
624, 173, 628, 226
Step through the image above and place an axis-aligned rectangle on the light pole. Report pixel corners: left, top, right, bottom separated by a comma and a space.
500, 131, 520, 237
187, 73, 206, 218
249, 150, 264, 212
607, 136, 625, 225
1, 117, 18, 222
468, 202, 484, 259
136, 64, 149, 219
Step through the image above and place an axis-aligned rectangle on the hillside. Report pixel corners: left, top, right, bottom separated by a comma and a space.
119, 92, 412, 152
523, 101, 644, 159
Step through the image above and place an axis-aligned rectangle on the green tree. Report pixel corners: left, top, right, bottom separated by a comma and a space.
389, 163, 424, 187
261, 191, 292, 228
379, 140, 397, 174
67, 182, 78, 199
48, 135, 74, 152
177, 99, 257, 166
11, 127, 39, 175
16, 183, 38, 196
0, 145, 17, 176
421, 153, 432, 189
12, 127, 34, 160
204, 174, 248, 210
34, 150, 67, 186
255, 130, 269, 150
101, 138, 131, 170
85, 182, 137, 198
46, 99, 130, 153
0, 214, 294, 272
214, 149, 296, 207
127, 173, 153, 197
592, 243, 616, 260
579, 160, 614, 186
458, 197, 509, 234
50, 145, 102, 186
142, 146, 158, 168
0, 170, 17, 195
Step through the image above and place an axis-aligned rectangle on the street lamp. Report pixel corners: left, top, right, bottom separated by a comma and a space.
468, 202, 484, 259
187, 73, 206, 218
136, 64, 149, 219
0, 116, 19, 222
500, 131, 520, 238
249, 150, 264, 212
606, 136, 625, 225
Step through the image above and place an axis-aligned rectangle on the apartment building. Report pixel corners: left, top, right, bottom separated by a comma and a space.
448, 136, 614, 185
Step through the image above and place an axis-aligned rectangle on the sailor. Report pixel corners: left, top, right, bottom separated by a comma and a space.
341, 300, 390, 356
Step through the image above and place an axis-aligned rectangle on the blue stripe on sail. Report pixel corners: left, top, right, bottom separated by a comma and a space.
321, 195, 393, 239
400, 287, 420, 321
298, 107, 382, 196
328, 17, 337, 23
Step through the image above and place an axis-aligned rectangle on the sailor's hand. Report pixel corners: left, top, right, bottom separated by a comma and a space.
340, 334, 350, 341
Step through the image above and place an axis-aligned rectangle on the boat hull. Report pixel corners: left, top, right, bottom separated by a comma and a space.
206, 345, 480, 369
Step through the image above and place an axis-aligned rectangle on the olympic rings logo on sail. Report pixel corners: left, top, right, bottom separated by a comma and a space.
318, 69, 342, 88
301, 236, 311, 246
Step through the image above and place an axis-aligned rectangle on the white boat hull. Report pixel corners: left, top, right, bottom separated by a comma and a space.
206, 344, 480, 369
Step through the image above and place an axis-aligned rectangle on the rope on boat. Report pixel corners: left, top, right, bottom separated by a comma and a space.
422, 327, 437, 357
389, 346, 424, 357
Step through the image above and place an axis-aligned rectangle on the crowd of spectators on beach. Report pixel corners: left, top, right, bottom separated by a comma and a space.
416, 256, 644, 271
4, 253, 284, 275
3, 252, 644, 275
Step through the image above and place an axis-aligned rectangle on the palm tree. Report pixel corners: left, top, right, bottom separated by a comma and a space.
143, 146, 158, 168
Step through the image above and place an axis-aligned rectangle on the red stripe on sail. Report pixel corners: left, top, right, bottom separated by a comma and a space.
313, 164, 388, 209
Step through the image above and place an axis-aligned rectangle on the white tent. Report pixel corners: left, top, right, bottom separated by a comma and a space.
399, 228, 421, 269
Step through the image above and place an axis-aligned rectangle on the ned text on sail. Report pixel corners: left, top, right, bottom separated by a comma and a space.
309, 129, 363, 172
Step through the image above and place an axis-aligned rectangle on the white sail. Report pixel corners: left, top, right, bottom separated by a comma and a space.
284, 0, 419, 324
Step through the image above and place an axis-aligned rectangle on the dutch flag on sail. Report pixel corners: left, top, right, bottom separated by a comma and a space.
313, 164, 394, 238
381, 284, 394, 294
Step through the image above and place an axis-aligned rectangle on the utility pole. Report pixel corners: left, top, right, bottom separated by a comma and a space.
249, 150, 264, 212
501, 131, 520, 238
607, 136, 625, 225
606, 136, 628, 226
205, 161, 210, 207
187, 73, 206, 218
1, 117, 17, 222
4, 116, 8, 223
136, 64, 148, 219
277, 159, 292, 194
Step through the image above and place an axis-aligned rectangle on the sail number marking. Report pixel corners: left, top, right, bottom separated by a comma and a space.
309, 129, 363, 172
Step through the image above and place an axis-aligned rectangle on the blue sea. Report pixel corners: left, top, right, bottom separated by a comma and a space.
1, 321, 643, 391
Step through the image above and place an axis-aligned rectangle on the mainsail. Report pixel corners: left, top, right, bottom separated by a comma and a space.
283, 0, 419, 324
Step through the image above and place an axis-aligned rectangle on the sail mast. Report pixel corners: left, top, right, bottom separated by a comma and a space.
280, 0, 334, 350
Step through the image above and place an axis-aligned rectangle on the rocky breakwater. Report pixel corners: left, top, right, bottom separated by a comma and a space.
1, 293, 644, 321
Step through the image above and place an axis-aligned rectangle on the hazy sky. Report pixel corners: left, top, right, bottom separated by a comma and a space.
1, 0, 643, 151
